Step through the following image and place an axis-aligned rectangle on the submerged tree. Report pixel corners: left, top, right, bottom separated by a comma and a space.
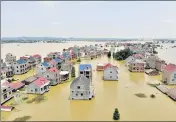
113, 108, 120, 120
77, 58, 81, 62
71, 66, 76, 77
107, 51, 111, 58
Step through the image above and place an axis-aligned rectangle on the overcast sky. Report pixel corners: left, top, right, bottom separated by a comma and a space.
1, 1, 176, 38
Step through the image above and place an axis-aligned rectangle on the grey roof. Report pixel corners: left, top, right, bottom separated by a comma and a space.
70, 75, 90, 88
24, 76, 38, 82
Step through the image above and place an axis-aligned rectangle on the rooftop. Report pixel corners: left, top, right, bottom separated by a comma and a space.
79, 64, 92, 71
164, 63, 176, 72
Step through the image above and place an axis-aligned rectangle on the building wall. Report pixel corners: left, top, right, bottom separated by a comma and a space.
36, 64, 47, 74
27, 83, 49, 94
103, 67, 118, 81
129, 63, 145, 72
5, 54, 16, 63
1, 86, 13, 104
44, 71, 61, 85
13, 62, 29, 75
70, 84, 91, 100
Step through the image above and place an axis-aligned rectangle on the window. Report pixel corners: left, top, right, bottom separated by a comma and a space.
174, 74, 176, 79
35, 88, 38, 92
9, 91, 11, 94
3, 89, 6, 93
41, 88, 43, 91
44, 86, 47, 90
41, 68, 43, 70
72, 91, 74, 93
20, 66, 22, 68
172, 79, 174, 81
86, 71, 89, 75
76, 94, 78, 96
47, 75, 49, 78
110, 76, 112, 78
81, 93, 83, 96
110, 71, 112, 73
3, 94, 7, 99
77, 86, 80, 89
80, 71, 83, 74
86, 76, 89, 79
21, 70, 22, 72
16, 66, 18, 68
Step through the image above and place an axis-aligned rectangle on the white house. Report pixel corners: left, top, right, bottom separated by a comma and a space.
13, 59, 29, 75
103, 63, 119, 81
5, 63, 14, 77
36, 62, 51, 74
1, 69, 6, 80
162, 63, 176, 85
70, 75, 95, 100
79, 64, 92, 81
125, 56, 135, 67
1, 80, 13, 104
43, 67, 61, 85
5, 53, 16, 64
26, 77, 50, 94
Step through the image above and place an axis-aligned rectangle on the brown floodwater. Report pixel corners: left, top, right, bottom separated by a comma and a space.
1, 56, 176, 121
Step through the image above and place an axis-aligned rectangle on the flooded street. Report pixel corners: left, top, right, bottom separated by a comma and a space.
1, 54, 176, 121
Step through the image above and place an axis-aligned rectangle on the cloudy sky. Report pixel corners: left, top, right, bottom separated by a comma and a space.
1, 1, 176, 38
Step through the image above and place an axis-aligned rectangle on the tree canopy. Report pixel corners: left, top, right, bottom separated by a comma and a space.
113, 48, 133, 61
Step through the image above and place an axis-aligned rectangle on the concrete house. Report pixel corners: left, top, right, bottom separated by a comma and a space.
79, 64, 92, 81
103, 63, 118, 81
70, 75, 95, 100
1, 80, 13, 104
1, 69, 6, 80
36, 62, 51, 74
156, 59, 167, 71
61, 62, 72, 73
5, 63, 14, 77
125, 56, 135, 67
47, 52, 61, 59
32, 54, 42, 65
27, 77, 50, 94
162, 63, 176, 85
5, 53, 16, 64
49, 58, 63, 69
43, 67, 61, 85
128, 59, 145, 72
13, 59, 29, 75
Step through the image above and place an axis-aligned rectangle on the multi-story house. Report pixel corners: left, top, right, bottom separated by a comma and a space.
43, 67, 61, 85
1, 69, 6, 80
162, 63, 176, 85
79, 64, 92, 81
32, 54, 42, 65
5, 63, 14, 77
36, 62, 51, 74
70, 75, 95, 100
60, 62, 72, 73
5, 53, 16, 64
103, 63, 119, 81
1, 80, 13, 104
47, 52, 61, 59
128, 59, 145, 72
13, 59, 29, 75
156, 59, 167, 71
49, 58, 63, 69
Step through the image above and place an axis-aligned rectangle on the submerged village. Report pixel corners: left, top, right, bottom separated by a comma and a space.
1, 41, 176, 121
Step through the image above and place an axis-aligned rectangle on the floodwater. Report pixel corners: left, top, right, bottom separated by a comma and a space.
1, 42, 176, 121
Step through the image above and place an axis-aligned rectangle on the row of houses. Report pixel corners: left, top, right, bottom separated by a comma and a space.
123, 42, 176, 85
1, 54, 42, 79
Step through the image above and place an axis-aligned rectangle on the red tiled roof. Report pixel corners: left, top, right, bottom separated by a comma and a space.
164, 63, 176, 72
48, 67, 59, 72
104, 63, 112, 69
33, 77, 49, 87
10, 82, 25, 90
32, 54, 41, 58
2, 81, 10, 87
20, 56, 28, 60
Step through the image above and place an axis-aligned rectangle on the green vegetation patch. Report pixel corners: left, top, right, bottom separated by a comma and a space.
13, 116, 32, 121
26, 95, 46, 104
135, 93, 147, 98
